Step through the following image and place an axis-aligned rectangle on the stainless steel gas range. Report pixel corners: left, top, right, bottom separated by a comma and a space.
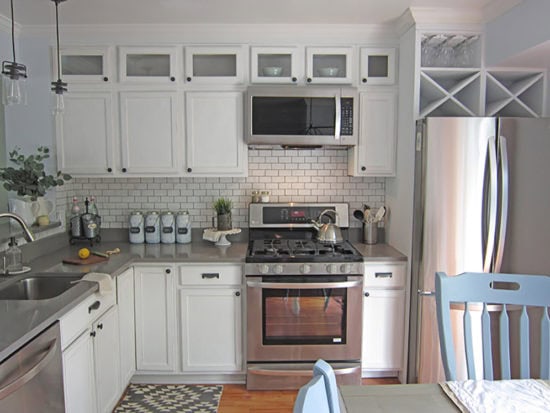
245, 203, 363, 390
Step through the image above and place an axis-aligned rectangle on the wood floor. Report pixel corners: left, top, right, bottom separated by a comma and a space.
217, 378, 400, 413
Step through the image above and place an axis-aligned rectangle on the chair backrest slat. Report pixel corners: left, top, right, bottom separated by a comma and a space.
436, 272, 550, 381
293, 375, 330, 413
313, 359, 341, 413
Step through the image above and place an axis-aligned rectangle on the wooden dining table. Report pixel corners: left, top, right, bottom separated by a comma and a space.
339, 383, 460, 412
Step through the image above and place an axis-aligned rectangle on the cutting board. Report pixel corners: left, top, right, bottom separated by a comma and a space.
63, 255, 109, 265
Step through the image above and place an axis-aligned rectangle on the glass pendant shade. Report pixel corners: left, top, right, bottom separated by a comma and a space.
2, 0, 28, 106
51, 0, 68, 114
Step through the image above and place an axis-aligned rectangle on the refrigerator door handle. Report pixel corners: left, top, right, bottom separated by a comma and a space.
494, 136, 509, 272
483, 136, 499, 272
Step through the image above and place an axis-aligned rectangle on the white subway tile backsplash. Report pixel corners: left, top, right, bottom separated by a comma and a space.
58, 149, 385, 229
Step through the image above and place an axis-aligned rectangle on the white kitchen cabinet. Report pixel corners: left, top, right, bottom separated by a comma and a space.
362, 262, 407, 375
116, 268, 135, 388
359, 48, 397, 85
62, 329, 96, 413
54, 46, 113, 83
178, 264, 243, 373
306, 47, 353, 84
348, 90, 397, 176
56, 91, 116, 176
185, 91, 247, 176
250, 46, 301, 84
134, 265, 177, 372
185, 46, 245, 85
119, 91, 182, 175
119, 46, 179, 83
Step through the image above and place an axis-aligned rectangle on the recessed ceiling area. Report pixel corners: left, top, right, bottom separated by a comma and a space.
0, 0, 521, 26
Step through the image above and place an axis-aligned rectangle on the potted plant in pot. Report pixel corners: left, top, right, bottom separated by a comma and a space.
213, 197, 233, 231
0, 146, 71, 225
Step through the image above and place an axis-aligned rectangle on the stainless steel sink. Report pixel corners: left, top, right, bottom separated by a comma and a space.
0, 274, 83, 300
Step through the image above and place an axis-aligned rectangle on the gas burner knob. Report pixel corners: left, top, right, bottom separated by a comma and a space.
258, 264, 270, 274
300, 264, 311, 274
326, 264, 338, 274
340, 264, 352, 274
273, 264, 284, 274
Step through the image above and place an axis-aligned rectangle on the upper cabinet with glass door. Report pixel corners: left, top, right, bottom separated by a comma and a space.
306, 47, 353, 84
184, 46, 244, 85
55, 47, 113, 83
119, 46, 179, 83
359, 48, 397, 85
250, 47, 300, 84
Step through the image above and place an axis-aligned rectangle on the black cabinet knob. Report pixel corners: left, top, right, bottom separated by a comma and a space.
361, 166, 366, 171
186, 77, 192, 82
307, 78, 312, 83
364, 292, 370, 297
90, 331, 96, 337
165, 268, 171, 274
292, 77, 297, 82
107, 167, 112, 173
235, 291, 241, 297
97, 323, 103, 330
187, 167, 192, 173
103, 76, 109, 82
122, 168, 127, 173
170, 76, 175, 82
362, 78, 367, 83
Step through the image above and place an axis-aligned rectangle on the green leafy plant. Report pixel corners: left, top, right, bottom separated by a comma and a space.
213, 197, 233, 215
0, 146, 72, 201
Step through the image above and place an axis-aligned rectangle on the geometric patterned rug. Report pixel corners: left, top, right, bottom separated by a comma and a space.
113, 384, 223, 413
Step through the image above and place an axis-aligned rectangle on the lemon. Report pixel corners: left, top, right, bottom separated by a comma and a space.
78, 248, 90, 259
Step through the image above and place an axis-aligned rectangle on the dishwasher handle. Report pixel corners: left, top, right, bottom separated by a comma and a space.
0, 338, 58, 400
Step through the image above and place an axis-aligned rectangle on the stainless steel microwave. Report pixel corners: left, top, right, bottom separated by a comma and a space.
245, 86, 358, 147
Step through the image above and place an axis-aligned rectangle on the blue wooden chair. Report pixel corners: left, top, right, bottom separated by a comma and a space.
293, 359, 341, 413
435, 271, 550, 381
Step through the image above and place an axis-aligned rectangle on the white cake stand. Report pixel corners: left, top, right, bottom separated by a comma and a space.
203, 228, 242, 246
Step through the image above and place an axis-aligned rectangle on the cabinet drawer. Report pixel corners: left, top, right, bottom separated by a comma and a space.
60, 292, 115, 351
178, 264, 242, 286
363, 263, 406, 288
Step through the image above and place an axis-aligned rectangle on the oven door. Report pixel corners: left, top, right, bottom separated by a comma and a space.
246, 275, 363, 362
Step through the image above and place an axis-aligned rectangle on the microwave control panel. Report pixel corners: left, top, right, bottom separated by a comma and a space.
341, 98, 354, 136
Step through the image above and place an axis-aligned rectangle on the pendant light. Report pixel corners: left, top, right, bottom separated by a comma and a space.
51, 0, 67, 114
1, 0, 27, 106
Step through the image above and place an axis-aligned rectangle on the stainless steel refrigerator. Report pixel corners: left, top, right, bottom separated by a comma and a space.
408, 117, 550, 383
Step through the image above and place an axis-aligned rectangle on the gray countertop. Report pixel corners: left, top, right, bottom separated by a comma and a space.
0, 236, 406, 362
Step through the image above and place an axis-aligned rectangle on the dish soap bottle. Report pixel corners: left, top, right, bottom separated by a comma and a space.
5, 237, 23, 273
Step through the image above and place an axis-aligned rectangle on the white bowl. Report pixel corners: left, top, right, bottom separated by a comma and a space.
318, 67, 339, 77
262, 66, 283, 76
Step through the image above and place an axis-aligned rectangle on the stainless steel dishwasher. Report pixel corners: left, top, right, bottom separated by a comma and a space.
0, 322, 65, 412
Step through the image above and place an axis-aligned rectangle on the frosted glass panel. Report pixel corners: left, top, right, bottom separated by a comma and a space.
62, 55, 103, 75
313, 54, 346, 78
126, 55, 170, 77
368, 56, 389, 78
258, 54, 291, 77
193, 55, 236, 77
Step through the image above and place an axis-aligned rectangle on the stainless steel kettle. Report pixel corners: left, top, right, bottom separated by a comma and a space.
310, 209, 344, 244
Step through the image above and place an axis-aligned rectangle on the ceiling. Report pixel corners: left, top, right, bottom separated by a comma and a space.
0, 0, 521, 26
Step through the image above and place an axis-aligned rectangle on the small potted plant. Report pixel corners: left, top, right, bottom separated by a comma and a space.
0, 146, 71, 224
213, 197, 233, 231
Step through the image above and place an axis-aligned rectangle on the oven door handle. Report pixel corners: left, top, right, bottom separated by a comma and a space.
248, 365, 360, 377
246, 280, 362, 289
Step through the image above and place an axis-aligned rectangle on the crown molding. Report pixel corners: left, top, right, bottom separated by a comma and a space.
393, 8, 415, 37
410, 7, 485, 27
483, 0, 522, 22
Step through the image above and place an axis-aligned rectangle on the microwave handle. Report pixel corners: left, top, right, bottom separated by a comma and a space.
334, 95, 341, 140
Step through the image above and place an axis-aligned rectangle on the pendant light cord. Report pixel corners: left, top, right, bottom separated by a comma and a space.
55, 0, 61, 81
10, 0, 16, 64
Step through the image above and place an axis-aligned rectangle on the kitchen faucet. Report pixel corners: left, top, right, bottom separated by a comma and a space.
0, 212, 35, 242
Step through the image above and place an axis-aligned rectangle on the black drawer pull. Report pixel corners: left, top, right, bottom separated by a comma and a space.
375, 272, 393, 278
202, 273, 220, 279
88, 301, 101, 313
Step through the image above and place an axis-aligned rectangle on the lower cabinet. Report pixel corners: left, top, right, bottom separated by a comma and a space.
61, 294, 120, 413
362, 262, 407, 377
117, 267, 136, 387
134, 264, 177, 372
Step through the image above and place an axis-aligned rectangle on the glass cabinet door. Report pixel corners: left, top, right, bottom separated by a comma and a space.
184, 46, 244, 84
56, 47, 112, 83
305, 47, 353, 84
359, 48, 397, 85
119, 46, 178, 83
250, 47, 300, 84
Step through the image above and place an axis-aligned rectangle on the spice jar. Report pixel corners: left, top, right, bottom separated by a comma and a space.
260, 191, 270, 203
251, 191, 261, 203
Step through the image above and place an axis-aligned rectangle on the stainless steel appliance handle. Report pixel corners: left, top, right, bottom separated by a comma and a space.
417, 290, 435, 296
493, 136, 509, 272
334, 95, 341, 140
483, 136, 499, 272
248, 365, 360, 377
246, 280, 362, 289
0, 338, 58, 400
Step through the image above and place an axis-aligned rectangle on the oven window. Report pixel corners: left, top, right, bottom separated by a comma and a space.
262, 283, 347, 345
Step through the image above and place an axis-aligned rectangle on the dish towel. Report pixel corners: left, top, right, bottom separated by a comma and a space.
440, 379, 550, 413
77, 272, 114, 295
